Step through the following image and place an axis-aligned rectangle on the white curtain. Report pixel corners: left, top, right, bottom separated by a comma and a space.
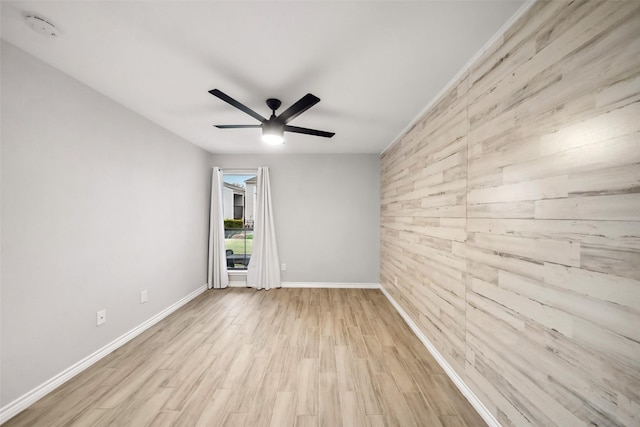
207, 167, 229, 289
247, 167, 281, 290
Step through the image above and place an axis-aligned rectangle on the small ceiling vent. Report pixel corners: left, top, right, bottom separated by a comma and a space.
25, 15, 58, 37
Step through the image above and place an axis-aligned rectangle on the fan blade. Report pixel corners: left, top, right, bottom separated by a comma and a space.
215, 125, 262, 129
284, 125, 335, 138
277, 93, 320, 124
209, 89, 266, 122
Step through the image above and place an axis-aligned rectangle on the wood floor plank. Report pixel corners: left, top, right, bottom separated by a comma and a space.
320, 312, 334, 337
366, 414, 390, 426
295, 415, 319, 427
417, 373, 460, 417
192, 388, 232, 427
170, 370, 227, 426
162, 356, 214, 411
347, 325, 369, 358
93, 360, 167, 410
207, 324, 248, 372
220, 412, 247, 427
296, 358, 319, 415
354, 358, 384, 415
279, 344, 304, 392
319, 373, 342, 427
376, 372, 418, 426
362, 334, 389, 373
335, 345, 357, 392
101, 370, 173, 426
403, 391, 443, 427
319, 335, 337, 374
220, 343, 256, 389
303, 326, 320, 358
383, 347, 418, 393
340, 390, 367, 427
60, 407, 114, 427
225, 356, 269, 413
148, 410, 180, 427
245, 371, 281, 427
439, 415, 466, 427
333, 318, 349, 346
118, 386, 174, 427
4, 288, 485, 427
269, 391, 297, 427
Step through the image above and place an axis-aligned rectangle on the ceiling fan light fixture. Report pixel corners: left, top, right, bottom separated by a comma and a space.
210, 89, 334, 143
262, 121, 285, 145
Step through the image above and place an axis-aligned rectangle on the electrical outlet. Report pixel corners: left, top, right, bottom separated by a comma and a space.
96, 309, 106, 326
281, 263, 287, 271
140, 290, 148, 303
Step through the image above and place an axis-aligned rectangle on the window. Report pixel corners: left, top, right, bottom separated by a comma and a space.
223, 172, 257, 270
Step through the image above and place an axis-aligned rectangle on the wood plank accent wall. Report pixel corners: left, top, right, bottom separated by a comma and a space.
380, 1, 640, 426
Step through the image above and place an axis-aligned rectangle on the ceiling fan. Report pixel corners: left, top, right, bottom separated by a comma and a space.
209, 89, 335, 144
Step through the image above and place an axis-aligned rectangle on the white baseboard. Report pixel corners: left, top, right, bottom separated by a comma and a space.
379, 285, 500, 427
225, 282, 381, 289
281, 282, 381, 289
0, 284, 207, 424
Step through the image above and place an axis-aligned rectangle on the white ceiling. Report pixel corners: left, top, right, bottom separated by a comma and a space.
1, 1, 525, 154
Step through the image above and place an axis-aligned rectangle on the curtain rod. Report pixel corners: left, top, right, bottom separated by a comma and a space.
218, 168, 259, 173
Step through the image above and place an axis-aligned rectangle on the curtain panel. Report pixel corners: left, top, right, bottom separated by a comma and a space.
207, 167, 229, 289
247, 167, 281, 290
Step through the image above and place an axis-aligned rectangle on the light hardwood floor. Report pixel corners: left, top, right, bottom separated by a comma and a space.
4, 288, 485, 427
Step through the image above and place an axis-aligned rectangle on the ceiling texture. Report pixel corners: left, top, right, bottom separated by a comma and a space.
1, 1, 525, 154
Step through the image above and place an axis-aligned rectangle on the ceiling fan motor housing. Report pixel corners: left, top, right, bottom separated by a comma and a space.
262, 119, 282, 133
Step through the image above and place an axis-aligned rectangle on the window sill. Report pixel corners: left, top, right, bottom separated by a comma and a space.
228, 270, 247, 276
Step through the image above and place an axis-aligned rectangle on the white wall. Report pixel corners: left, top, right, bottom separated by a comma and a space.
213, 154, 380, 284
0, 42, 212, 406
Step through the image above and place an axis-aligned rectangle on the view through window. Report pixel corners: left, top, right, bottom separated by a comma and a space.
223, 173, 257, 270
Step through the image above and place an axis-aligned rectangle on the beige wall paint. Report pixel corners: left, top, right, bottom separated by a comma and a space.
380, 1, 640, 426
